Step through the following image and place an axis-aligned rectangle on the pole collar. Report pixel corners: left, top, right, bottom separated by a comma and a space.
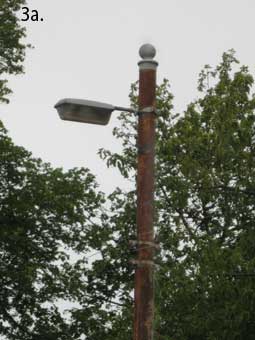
129, 240, 160, 250
136, 106, 157, 116
130, 259, 155, 267
138, 43, 158, 70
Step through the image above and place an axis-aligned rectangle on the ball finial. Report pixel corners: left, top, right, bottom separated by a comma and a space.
139, 43, 156, 60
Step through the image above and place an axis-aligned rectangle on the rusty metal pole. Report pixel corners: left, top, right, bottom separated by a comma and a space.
133, 44, 158, 340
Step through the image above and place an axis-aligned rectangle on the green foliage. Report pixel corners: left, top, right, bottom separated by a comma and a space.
67, 187, 135, 340
154, 51, 255, 339
0, 121, 106, 339
0, 0, 28, 103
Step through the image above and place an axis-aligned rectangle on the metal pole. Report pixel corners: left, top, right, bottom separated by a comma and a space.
133, 44, 158, 340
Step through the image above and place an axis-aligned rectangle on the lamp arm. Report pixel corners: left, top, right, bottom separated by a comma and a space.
114, 106, 136, 113
114, 106, 156, 116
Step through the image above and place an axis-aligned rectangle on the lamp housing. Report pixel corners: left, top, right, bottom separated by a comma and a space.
54, 98, 114, 125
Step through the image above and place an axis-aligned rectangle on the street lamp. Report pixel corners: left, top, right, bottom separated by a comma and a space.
55, 43, 158, 340
54, 98, 135, 125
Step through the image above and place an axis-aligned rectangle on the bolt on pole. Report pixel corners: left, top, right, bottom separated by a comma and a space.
133, 44, 158, 340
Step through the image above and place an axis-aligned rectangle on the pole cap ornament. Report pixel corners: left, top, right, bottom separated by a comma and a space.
139, 44, 156, 60
138, 43, 158, 70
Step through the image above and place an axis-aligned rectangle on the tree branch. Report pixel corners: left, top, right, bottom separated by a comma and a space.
159, 184, 198, 242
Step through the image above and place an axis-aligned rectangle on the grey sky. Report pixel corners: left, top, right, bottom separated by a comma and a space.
2, 0, 255, 193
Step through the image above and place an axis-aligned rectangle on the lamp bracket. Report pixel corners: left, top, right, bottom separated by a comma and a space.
130, 259, 155, 267
136, 106, 157, 116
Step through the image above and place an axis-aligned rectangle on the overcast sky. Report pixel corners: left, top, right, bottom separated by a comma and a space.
2, 0, 255, 193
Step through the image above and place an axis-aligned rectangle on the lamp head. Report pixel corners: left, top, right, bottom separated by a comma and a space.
54, 98, 114, 125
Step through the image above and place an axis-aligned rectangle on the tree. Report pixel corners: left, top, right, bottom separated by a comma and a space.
0, 0, 28, 103
153, 51, 255, 339
0, 120, 106, 340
